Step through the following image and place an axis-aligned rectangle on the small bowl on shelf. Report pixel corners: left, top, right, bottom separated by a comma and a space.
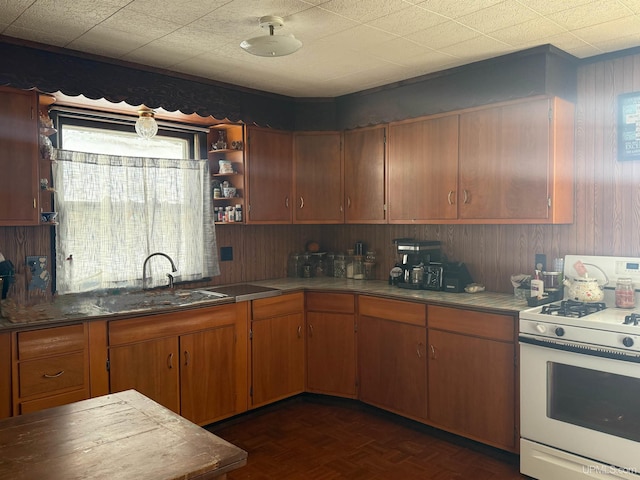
40, 212, 58, 223
222, 187, 237, 198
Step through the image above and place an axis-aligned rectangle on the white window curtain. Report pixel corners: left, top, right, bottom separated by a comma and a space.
52, 149, 219, 294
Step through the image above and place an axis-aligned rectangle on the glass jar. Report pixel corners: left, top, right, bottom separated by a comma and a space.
334, 254, 346, 278
364, 262, 376, 280
325, 253, 335, 277
301, 253, 312, 278
313, 253, 326, 277
287, 253, 301, 278
615, 277, 636, 308
352, 255, 364, 280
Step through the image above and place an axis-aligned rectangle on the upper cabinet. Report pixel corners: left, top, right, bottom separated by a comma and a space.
0, 87, 39, 226
245, 126, 293, 224
458, 96, 574, 224
344, 126, 386, 224
208, 124, 245, 224
293, 131, 343, 224
388, 115, 459, 223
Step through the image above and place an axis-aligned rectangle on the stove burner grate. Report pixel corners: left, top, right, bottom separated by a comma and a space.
540, 300, 607, 318
623, 313, 640, 326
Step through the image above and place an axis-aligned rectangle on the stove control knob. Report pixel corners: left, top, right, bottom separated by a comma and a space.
535, 324, 546, 333
623, 337, 634, 348
555, 327, 565, 337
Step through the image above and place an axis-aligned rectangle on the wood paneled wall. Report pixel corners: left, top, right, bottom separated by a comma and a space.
2, 52, 639, 300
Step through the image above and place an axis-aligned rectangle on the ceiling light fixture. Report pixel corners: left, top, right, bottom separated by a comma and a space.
135, 107, 158, 139
240, 15, 302, 57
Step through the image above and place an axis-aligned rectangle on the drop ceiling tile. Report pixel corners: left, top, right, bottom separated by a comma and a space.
67, 26, 153, 57
363, 37, 432, 64
414, 0, 505, 20
2, 24, 71, 47
286, 7, 357, 43
546, 0, 632, 31
620, 0, 640, 14
407, 20, 481, 49
318, 0, 410, 23
0, 0, 32, 24
490, 17, 567, 46
589, 32, 640, 54
456, 1, 540, 34
324, 24, 398, 51
542, 31, 599, 57
571, 15, 640, 44
124, 0, 228, 25
99, 8, 181, 38
399, 48, 459, 70
367, 5, 449, 35
438, 35, 513, 60
522, 0, 602, 16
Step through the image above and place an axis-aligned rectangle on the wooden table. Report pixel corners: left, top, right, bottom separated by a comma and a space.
0, 390, 247, 480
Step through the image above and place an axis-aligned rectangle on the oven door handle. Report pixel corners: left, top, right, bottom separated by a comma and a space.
519, 335, 640, 363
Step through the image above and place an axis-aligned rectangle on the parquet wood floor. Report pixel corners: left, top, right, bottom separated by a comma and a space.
208, 395, 529, 479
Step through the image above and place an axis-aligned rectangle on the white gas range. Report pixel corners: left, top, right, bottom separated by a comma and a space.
519, 255, 640, 479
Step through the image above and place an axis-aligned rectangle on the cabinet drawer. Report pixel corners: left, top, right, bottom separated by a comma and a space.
19, 353, 86, 397
306, 292, 355, 313
17, 324, 85, 360
109, 304, 238, 345
252, 292, 304, 320
428, 305, 514, 341
358, 296, 425, 327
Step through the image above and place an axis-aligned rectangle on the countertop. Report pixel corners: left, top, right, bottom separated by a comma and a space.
0, 278, 529, 331
0, 389, 247, 480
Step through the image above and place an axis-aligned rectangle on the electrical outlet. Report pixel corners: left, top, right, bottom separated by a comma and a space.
26, 255, 40, 271
220, 246, 233, 262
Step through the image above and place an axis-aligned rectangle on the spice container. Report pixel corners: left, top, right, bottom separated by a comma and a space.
353, 256, 364, 280
615, 277, 636, 308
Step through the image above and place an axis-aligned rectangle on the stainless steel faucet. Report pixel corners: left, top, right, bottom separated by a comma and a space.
142, 252, 178, 290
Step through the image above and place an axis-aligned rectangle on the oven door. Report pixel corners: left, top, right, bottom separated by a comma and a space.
520, 338, 640, 475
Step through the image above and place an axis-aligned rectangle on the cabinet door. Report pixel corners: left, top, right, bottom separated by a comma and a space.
306, 311, 356, 397
428, 329, 515, 450
293, 131, 343, 223
0, 333, 11, 419
358, 316, 427, 420
251, 312, 305, 407
0, 87, 39, 226
458, 97, 551, 220
180, 326, 237, 425
245, 126, 293, 223
388, 115, 458, 222
109, 337, 180, 414
344, 126, 386, 224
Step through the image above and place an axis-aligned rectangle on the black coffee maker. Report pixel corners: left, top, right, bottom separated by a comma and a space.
392, 239, 441, 288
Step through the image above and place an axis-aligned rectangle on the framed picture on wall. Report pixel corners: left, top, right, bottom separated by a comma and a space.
618, 92, 640, 161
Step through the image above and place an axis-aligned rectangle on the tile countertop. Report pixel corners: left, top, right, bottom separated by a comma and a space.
0, 278, 529, 331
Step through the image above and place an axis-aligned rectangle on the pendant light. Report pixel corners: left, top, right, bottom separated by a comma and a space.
135, 107, 158, 139
240, 15, 302, 57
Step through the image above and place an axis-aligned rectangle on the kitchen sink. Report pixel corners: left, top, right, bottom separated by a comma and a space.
198, 284, 281, 302
94, 289, 231, 313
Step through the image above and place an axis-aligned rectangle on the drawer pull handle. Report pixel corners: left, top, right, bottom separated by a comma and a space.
416, 342, 423, 358
297, 325, 302, 338
308, 324, 314, 337
184, 350, 191, 366
43, 370, 64, 378
168, 353, 174, 369
430, 344, 436, 359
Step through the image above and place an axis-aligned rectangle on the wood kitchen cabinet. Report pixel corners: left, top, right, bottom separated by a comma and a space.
0, 333, 12, 419
108, 303, 248, 425
0, 86, 40, 226
427, 305, 517, 452
344, 125, 386, 224
251, 293, 305, 407
358, 296, 428, 421
293, 131, 343, 223
305, 292, 356, 398
458, 96, 574, 223
11, 323, 91, 415
245, 126, 293, 223
388, 114, 459, 223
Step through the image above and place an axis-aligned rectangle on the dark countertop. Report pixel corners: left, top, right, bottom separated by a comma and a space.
0, 278, 529, 331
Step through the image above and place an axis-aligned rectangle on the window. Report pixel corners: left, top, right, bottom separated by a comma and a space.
51, 109, 219, 294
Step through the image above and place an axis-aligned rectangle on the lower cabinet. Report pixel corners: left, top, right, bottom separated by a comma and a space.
11, 323, 90, 414
305, 292, 356, 398
108, 303, 248, 426
0, 333, 10, 419
250, 293, 305, 408
427, 305, 517, 451
357, 296, 428, 421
